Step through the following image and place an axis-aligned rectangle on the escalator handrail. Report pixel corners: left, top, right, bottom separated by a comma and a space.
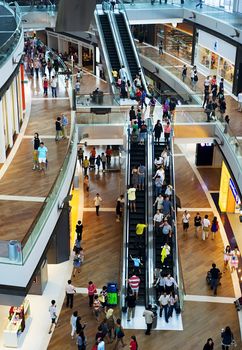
94, 10, 117, 95
146, 118, 155, 306
117, 0, 149, 94
120, 122, 131, 308
108, 11, 133, 85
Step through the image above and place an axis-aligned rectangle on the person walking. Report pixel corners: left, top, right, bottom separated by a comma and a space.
182, 210, 190, 238
50, 75, 57, 98
48, 300, 58, 334
116, 194, 124, 222
42, 73, 49, 96
202, 214, 211, 240
70, 310, 78, 338
221, 326, 234, 350
93, 294, 101, 322
114, 319, 126, 349
143, 304, 154, 335
211, 216, 219, 240
209, 263, 221, 296
168, 290, 178, 319
94, 193, 102, 216
230, 247, 240, 273
127, 185, 136, 212
106, 308, 116, 342
203, 338, 214, 350
194, 212, 202, 238
55, 116, 62, 141
61, 113, 68, 139
149, 96, 156, 117
32, 132, 41, 170
38, 142, 48, 174
158, 292, 169, 323
83, 156, 89, 176
223, 245, 231, 272
158, 40, 163, 55
76, 220, 83, 240
164, 274, 178, 293
182, 64, 187, 82
65, 279, 76, 309
125, 291, 136, 321
129, 336, 138, 350
84, 175, 89, 192
101, 152, 107, 171
87, 281, 97, 307
76, 330, 87, 350
196, 0, 203, 8
105, 146, 112, 167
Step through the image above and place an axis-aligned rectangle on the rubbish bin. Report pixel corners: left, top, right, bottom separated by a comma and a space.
8, 240, 18, 261
152, 305, 158, 329
107, 282, 118, 306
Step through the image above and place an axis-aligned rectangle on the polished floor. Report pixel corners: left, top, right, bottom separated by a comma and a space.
48, 145, 241, 350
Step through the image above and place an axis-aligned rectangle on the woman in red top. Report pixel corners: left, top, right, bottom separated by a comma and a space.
106, 146, 112, 167
130, 335, 138, 350
87, 281, 97, 307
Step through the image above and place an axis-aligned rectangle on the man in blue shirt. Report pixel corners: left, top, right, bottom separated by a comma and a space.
130, 254, 143, 274
61, 113, 68, 139
38, 142, 48, 174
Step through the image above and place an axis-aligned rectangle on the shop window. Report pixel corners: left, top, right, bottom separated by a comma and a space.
219, 57, 234, 84
211, 52, 218, 71
199, 47, 210, 69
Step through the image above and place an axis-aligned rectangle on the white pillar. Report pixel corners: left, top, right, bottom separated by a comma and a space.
5, 89, 13, 148
0, 99, 6, 163
78, 44, 82, 66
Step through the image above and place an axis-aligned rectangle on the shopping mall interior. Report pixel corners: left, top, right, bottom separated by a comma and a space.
1, 0, 242, 349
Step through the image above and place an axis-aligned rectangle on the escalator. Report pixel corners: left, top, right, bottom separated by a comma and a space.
98, 13, 121, 73
128, 142, 147, 305
115, 13, 139, 82
153, 142, 173, 279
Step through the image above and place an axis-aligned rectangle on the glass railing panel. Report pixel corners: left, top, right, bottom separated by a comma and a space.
0, 1, 23, 67
76, 93, 120, 108
76, 112, 127, 125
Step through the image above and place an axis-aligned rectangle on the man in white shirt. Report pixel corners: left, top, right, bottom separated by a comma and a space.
158, 292, 169, 323
202, 214, 211, 240
182, 210, 191, 237
119, 65, 128, 81
164, 274, 178, 294
49, 300, 58, 334
153, 209, 164, 233
143, 304, 154, 335
50, 75, 57, 98
94, 193, 103, 216
65, 279, 76, 309
238, 91, 242, 111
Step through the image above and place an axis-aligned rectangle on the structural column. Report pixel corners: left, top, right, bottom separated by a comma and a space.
5, 89, 13, 148
0, 99, 6, 163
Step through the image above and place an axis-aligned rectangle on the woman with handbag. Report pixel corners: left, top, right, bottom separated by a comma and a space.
114, 318, 126, 349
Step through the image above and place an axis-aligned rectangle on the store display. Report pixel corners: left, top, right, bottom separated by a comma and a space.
3, 299, 30, 348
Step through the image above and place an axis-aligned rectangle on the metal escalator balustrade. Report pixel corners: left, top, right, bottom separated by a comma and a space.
115, 13, 139, 82
98, 13, 121, 73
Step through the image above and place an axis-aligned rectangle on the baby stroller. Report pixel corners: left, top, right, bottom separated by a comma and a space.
89, 156, 95, 171
206, 271, 222, 286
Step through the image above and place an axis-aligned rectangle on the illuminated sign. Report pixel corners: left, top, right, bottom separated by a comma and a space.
219, 162, 230, 212
229, 179, 240, 204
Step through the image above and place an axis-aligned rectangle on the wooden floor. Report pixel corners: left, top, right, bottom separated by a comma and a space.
48, 149, 241, 350
174, 156, 209, 208
0, 72, 104, 243
198, 167, 221, 191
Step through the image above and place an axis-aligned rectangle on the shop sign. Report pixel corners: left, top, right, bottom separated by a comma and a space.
229, 178, 240, 204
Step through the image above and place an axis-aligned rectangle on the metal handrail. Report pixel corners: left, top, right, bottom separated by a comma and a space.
94, 9, 118, 96
120, 122, 131, 308
118, 0, 149, 93
146, 117, 155, 306
109, 10, 132, 84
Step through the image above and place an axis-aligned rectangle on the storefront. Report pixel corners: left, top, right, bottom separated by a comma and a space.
195, 30, 236, 91
219, 162, 241, 213
157, 23, 193, 64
